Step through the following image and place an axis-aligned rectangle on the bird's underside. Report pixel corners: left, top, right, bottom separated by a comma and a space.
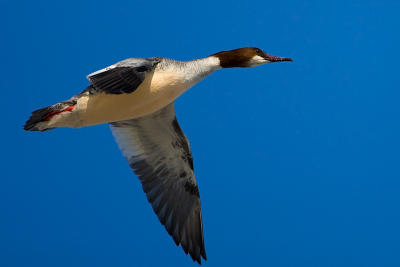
24, 47, 292, 264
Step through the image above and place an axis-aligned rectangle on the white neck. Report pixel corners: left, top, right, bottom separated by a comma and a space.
157, 56, 221, 85
183, 56, 222, 86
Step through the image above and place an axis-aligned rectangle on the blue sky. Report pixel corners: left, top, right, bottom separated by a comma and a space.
2, 0, 400, 266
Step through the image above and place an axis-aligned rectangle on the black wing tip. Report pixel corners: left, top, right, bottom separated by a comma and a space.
179, 221, 207, 265
190, 248, 207, 265
147, 199, 207, 264
202, 250, 207, 261
170, 226, 207, 264
161, 214, 207, 264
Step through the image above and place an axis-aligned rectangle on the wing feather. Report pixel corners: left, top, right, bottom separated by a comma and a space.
86, 57, 160, 95
110, 103, 206, 263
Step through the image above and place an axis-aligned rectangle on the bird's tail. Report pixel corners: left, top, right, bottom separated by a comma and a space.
24, 100, 77, 132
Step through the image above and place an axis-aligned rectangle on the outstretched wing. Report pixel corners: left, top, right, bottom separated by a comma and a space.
110, 103, 206, 264
86, 57, 161, 95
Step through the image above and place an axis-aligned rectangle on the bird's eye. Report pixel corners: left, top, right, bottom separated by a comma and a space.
255, 48, 261, 54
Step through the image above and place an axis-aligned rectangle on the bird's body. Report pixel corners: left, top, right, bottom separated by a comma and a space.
24, 47, 292, 264
35, 57, 220, 130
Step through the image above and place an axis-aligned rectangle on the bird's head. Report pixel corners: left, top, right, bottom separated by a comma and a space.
212, 47, 292, 68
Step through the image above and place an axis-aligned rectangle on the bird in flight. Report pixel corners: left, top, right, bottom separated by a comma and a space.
24, 47, 292, 264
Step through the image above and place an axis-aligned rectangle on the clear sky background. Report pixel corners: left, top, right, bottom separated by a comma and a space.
2, 1, 400, 266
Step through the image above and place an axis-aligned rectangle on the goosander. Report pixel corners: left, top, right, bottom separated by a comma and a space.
24, 47, 292, 264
